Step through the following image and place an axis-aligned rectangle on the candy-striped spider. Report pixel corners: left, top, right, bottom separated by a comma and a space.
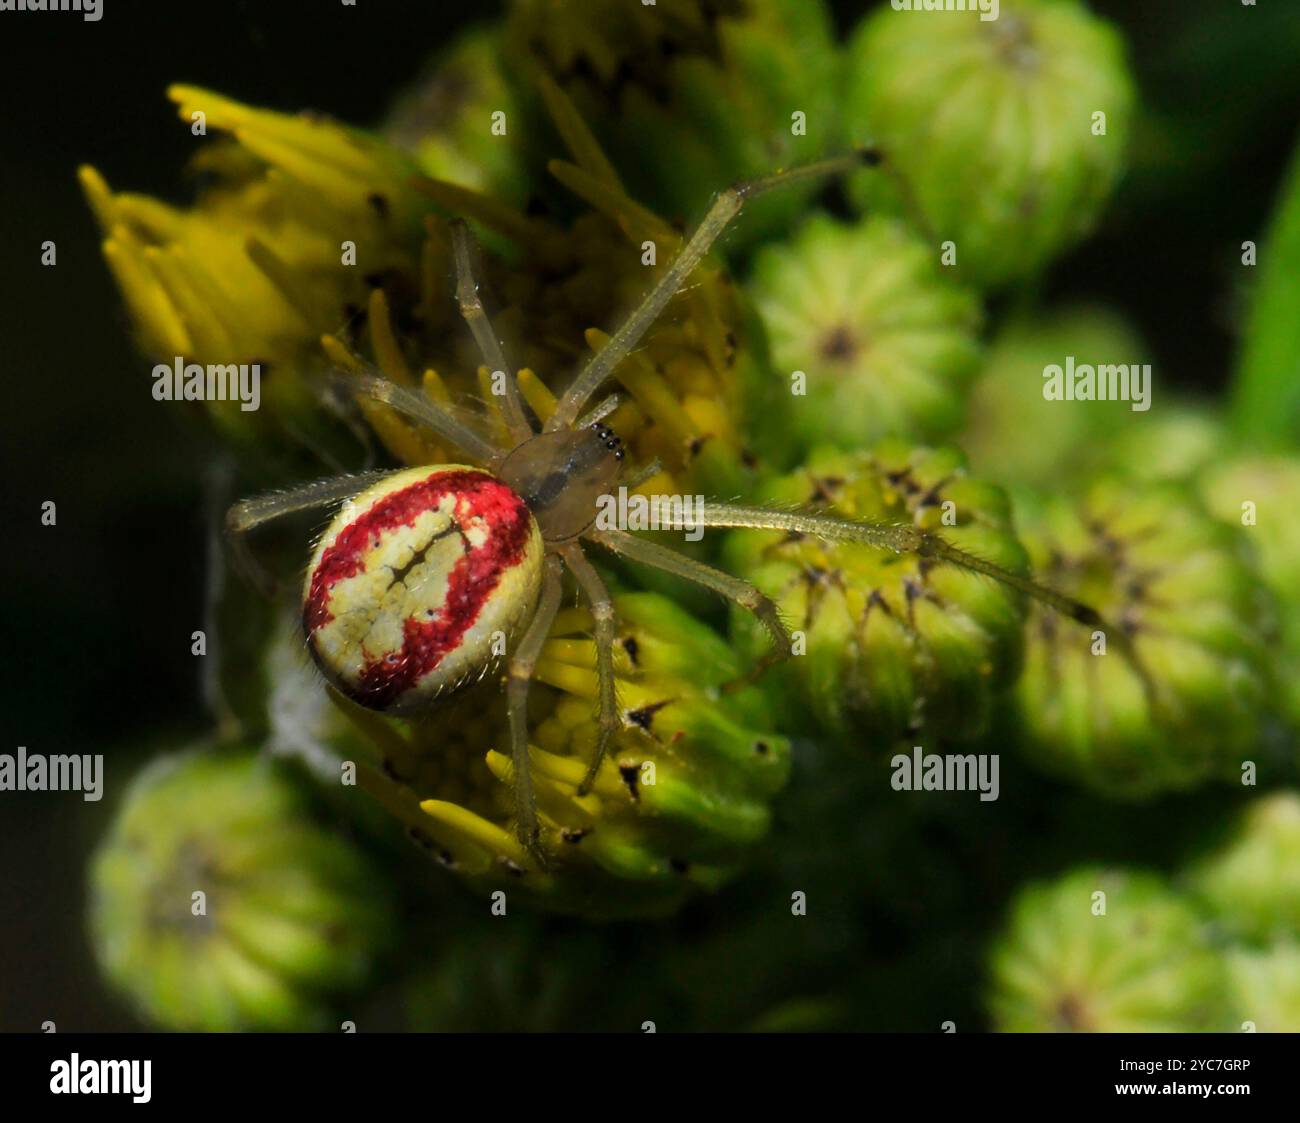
228, 152, 1104, 862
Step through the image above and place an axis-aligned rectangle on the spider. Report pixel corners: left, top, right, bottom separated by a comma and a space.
228, 151, 1106, 863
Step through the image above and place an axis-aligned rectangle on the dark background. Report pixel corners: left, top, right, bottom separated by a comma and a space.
1, 0, 1297, 1030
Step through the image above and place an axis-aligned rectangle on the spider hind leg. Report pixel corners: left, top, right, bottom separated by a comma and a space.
505, 554, 565, 864
224, 469, 401, 597
559, 544, 622, 796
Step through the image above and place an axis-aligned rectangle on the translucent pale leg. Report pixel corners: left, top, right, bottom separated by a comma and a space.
225, 469, 400, 595
330, 368, 500, 467
506, 553, 565, 860
558, 543, 620, 795
677, 502, 1164, 697
682, 502, 1108, 629
546, 149, 881, 431
449, 219, 532, 444
590, 528, 793, 682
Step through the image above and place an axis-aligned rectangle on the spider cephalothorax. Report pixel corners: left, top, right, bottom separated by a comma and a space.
229, 155, 1112, 863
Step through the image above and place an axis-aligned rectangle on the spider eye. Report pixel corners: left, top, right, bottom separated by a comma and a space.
590, 422, 623, 459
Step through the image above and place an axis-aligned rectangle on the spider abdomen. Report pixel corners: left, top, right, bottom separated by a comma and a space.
303, 465, 543, 714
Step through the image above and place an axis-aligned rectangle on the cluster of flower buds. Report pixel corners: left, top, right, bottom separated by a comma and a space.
90, 0, 1283, 944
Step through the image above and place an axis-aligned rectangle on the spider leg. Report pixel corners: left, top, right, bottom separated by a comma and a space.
689, 501, 1162, 698
225, 469, 401, 596
558, 544, 621, 796
683, 502, 1110, 629
576, 393, 621, 429
589, 528, 792, 687
449, 219, 533, 444
546, 148, 882, 431
506, 553, 565, 862
328, 368, 501, 467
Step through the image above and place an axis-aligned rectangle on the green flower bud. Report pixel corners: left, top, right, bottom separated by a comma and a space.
722, 441, 1028, 745
506, 0, 842, 254
384, 25, 531, 207
1010, 479, 1272, 797
1201, 456, 1300, 726
746, 213, 982, 465
1105, 400, 1224, 487
844, 0, 1136, 288
961, 306, 1153, 491
988, 867, 1226, 1032
318, 592, 791, 919
1202, 458, 1300, 602
1224, 942, 1300, 1032
89, 746, 395, 1031
1187, 793, 1300, 944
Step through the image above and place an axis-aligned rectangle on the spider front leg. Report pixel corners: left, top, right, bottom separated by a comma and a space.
589, 528, 793, 688
557, 543, 621, 795
684, 502, 1112, 630
686, 502, 1162, 700
328, 368, 502, 467
225, 469, 401, 595
449, 219, 532, 444
546, 148, 883, 431
506, 553, 565, 862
